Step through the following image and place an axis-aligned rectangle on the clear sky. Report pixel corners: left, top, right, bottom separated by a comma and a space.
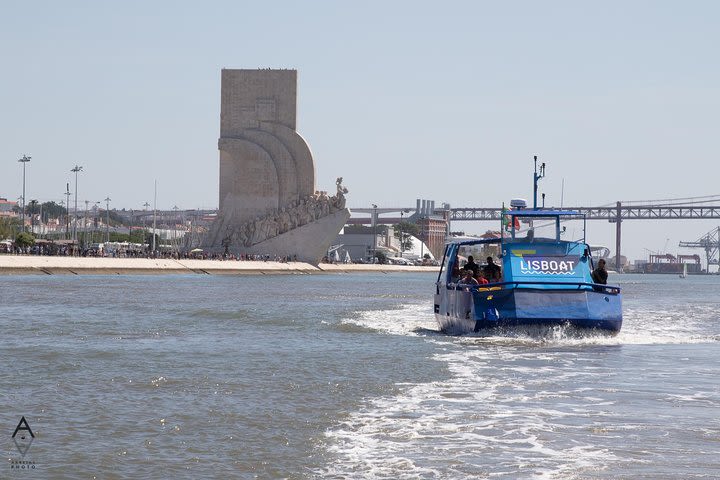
2, 1, 719, 261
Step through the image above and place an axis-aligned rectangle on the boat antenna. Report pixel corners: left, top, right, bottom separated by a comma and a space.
533, 155, 546, 210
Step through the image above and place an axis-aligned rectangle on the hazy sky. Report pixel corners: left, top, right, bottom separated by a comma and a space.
2, 1, 719, 261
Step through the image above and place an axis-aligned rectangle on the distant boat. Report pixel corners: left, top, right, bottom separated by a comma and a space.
680, 263, 688, 278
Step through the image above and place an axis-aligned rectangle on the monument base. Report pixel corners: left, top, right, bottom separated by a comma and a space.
204, 208, 351, 265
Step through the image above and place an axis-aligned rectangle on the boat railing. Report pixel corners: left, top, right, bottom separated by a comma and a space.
449, 281, 621, 295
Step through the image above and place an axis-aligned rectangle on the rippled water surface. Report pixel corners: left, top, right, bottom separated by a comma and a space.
2, 273, 719, 478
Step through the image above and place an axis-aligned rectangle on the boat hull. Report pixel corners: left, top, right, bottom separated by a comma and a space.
435, 287, 622, 335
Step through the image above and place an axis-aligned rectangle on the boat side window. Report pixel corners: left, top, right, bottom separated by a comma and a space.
441, 245, 458, 284
438, 245, 450, 282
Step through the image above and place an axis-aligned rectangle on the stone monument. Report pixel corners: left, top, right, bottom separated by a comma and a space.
203, 69, 350, 263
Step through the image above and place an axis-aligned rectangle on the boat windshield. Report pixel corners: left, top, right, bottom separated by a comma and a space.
437, 238, 501, 284
504, 212, 586, 244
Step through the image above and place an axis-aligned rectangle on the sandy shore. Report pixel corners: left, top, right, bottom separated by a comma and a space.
0, 255, 439, 275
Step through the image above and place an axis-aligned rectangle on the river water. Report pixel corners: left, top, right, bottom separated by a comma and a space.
2, 272, 719, 479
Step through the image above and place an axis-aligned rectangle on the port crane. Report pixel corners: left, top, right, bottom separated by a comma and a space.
679, 226, 720, 271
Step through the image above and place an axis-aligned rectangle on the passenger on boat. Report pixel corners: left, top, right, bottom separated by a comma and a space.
451, 263, 461, 283
484, 257, 502, 282
475, 270, 489, 285
592, 258, 608, 285
459, 269, 479, 318
459, 269, 479, 287
464, 255, 479, 276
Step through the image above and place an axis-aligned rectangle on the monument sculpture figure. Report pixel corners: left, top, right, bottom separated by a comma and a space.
203, 69, 351, 262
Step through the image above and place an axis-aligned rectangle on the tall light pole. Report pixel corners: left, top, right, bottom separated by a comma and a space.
172, 205, 179, 253
13, 196, 25, 232
18, 155, 31, 232
93, 201, 101, 243
84, 200, 90, 247
104, 197, 111, 243
59, 199, 65, 238
372, 204, 378, 262
64, 184, 71, 239
152, 181, 157, 254
129, 208, 134, 244
71, 165, 83, 243
142, 202, 150, 252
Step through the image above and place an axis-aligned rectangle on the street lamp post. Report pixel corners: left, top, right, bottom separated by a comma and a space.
142, 202, 150, 253
64, 184, 71, 239
129, 209, 134, 244
18, 155, 31, 232
172, 205, 180, 253
84, 200, 90, 247
152, 181, 157, 254
372, 204, 377, 263
59, 199, 65, 237
93, 201, 101, 243
70, 165, 83, 244
104, 197, 111, 243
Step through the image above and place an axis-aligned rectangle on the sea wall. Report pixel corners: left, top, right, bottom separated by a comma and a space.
0, 256, 439, 275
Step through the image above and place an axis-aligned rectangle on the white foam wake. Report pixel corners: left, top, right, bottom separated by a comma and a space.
323, 346, 622, 479
324, 299, 719, 478
340, 302, 438, 337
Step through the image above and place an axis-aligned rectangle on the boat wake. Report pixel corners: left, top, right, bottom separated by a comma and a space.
338, 303, 438, 337
322, 299, 720, 478
322, 344, 623, 479
339, 300, 719, 347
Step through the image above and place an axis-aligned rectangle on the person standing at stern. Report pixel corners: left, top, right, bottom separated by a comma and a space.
592, 258, 608, 285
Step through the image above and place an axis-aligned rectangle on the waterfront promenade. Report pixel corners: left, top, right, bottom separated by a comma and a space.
0, 255, 439, 275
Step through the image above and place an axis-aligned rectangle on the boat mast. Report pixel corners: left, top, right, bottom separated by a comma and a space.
533, 155, 545, 210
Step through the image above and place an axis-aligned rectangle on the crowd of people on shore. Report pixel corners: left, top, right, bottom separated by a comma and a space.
1, 245, 298, 263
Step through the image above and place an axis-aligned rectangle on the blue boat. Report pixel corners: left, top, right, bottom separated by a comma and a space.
434, 159, 622, 335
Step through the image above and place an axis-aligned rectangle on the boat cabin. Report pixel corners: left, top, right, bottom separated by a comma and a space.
440, 209, 597, 290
